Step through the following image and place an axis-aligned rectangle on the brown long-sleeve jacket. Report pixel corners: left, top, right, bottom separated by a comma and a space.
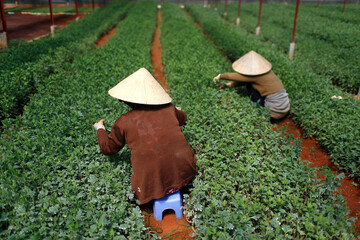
96, 103, 197, 204
220, 70, 284, 96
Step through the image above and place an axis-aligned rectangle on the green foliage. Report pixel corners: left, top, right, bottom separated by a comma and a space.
0, 2, 160, 238
215, 3, 360, 94
161, 3, 355, 239
185, 3, 360, 181
0, 1, 133, 122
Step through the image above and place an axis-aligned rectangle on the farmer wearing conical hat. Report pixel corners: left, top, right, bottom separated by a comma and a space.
213, 50, 290, 122
94, 68, 197, 204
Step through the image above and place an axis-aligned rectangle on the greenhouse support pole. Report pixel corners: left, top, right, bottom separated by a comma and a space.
0, 0, 9, 47
256, 0, 263, 35
215, 0, 218, 10
48, 0, 55, 37
236, 0, 241, 25
317, 0, 319, 8
204, 0, 206, 7
342, 0, 346, 12
224, 0, 228, 16
103, 0, 106, 7
92, 0, 95, 11
289, 0, 300, 59
208, 0, 211, 9
75, 0, 79, 19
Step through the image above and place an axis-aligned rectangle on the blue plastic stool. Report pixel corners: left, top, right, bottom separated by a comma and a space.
153, 190, 183, 221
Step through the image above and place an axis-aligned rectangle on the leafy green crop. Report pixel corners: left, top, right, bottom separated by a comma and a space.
215, 3, 360, 94
185, 3, 360, 181
161, 3, 356, 239
0, 1, 133, 122
0, 2, 160, 238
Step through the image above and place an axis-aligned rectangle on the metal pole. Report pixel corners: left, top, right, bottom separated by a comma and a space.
75, 0, 79, 19
92, 0, 95, 11
48, 0, 54, 25
48, 0, 55, 37
236, 0, 241, 25
224, 0, 228, 16
317, 0, 319, 8
289, 0, 300, 59
215, 0, 218, 10
342, 0, 346, 12
256, 0, 263, 35
0, 0, 9, 46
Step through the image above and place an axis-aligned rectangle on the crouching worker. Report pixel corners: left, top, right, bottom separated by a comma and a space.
94, 68, 198, 204
213, 50, 290, 123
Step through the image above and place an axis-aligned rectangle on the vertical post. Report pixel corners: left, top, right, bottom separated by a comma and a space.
256, 0, 263, 35
75, 0, 79, 19
215, 0, 218, 10
208, 0, 211, 9
0, 0, 9, 47
322, 0, 325, 5
204, 0, 206, 7
236, 0, 241, 25
48, 0, 55, 37
342, 0, 346, 12
92, 0, 95, 11
317, 0, 320, 8
289, 0, 300, 59
103, 0, 106, 7
224, 0, 228, 16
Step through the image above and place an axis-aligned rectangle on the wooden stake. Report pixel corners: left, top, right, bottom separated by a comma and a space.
75, 0, 79, 18
342, 0, 346, 12
0, 0, 9, 47
237, 0, 241, 25
224, 0, 228, 16
256, 0, 263, 35
289, 0, 300, 59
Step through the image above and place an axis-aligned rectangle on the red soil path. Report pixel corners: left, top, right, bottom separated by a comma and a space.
151, 10, 168, 91
140, 9, 194, 239
1, 13, 84, 42
185, 9, 360, 235
95, 26, 116, 48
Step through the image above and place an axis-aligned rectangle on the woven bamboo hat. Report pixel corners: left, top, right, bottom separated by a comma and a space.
232, 50, 272, 76
108, 68, 172, 105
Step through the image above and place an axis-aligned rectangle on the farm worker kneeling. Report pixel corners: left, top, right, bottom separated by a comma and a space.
93, 68, 198, 204
213, 50, 290, 123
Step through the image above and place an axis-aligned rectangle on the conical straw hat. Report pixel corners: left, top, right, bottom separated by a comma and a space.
108, 68, 172, 105
232, 50, 272, 76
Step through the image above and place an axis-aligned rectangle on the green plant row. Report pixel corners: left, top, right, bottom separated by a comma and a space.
301, 4, 360, 24
5, 6, 94, 13
215, 3, 359, 94
161, 3, 355, 239
0, 2, 159, 238
185, 4, 360, 180
0, 1, 132, 122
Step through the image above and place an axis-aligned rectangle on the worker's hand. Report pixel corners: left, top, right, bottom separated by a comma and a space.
212, 74, 221, 83
176, 107, 182, 111
94, 119, 105, 131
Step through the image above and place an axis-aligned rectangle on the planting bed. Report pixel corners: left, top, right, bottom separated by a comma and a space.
1, 1, 359, 239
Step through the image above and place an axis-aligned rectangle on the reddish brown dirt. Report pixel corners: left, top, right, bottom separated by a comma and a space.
95, 26, 116, 48
274, 118, 360, 233
1, 13, 84, 42
151, 10, 168, 91
140, 10, 194, 239
184, 9, 360, 235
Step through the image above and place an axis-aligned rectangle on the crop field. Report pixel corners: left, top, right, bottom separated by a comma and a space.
0, 1, 359, 239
